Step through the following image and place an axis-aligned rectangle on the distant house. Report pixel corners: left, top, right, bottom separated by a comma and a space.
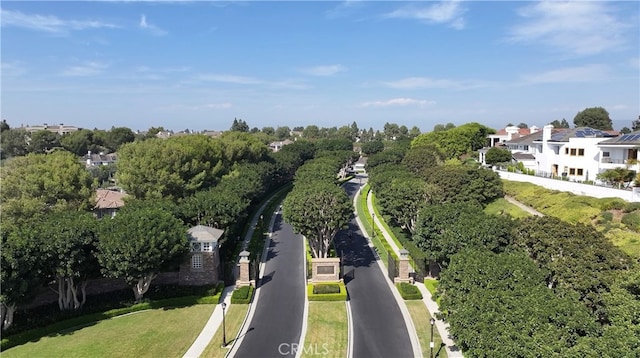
94, 189, 126, 219
486, 125, 539, 147
85, 151, 117, 167
179, 225, 224, 286
269, 139, 294, 152
23, 123, 80, 135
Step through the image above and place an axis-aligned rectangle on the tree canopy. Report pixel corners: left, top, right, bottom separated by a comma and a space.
0, 151, 96, 223
97, 206, 188, 301
484, 146, 512, 165
411, 122, 494, 159
573, 107, 613, 130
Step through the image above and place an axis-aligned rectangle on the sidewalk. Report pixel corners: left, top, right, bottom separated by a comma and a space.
182, 285, 235, 358
365, 188, 464, 357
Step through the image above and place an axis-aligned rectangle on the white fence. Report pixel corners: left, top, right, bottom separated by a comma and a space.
498, 170, 640, 203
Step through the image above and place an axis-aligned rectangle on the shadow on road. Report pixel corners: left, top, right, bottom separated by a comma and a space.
259, 270, 276, 288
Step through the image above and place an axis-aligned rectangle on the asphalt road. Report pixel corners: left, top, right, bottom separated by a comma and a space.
333, 177, 414, 358
233, 212, 306, 358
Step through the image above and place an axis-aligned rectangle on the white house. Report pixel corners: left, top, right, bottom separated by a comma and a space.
501, 125, 622, 182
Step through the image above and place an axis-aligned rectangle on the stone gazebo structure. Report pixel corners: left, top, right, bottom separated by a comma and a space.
179, 225, 224, 286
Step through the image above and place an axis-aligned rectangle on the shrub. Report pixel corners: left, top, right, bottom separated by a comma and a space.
396, 282, 422, 300
307, 283, 347, 301
601, 198, 627, 211
623, 202, 640, 213
598, 212, 614, 223
621, 212, 640, 231
231, 286, 254, 304
313, 284, 340, 294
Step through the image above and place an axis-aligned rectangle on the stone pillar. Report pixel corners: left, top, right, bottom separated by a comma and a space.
236, 250, 254, 287
394, 249, 413, 284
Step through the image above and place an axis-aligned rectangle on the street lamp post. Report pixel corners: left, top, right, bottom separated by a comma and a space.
221, 302, 227, 347
430, 317, 435, 358
371, 213, 375, 238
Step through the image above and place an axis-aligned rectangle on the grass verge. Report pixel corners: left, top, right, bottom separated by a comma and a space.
200, 304, 250, 358
405, 301, 448, 358
302, 302, 348, 358
2, 305, 215, 357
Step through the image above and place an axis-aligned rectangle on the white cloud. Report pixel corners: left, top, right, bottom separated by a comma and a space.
196, 73, 263, 85
61, 61, 109, 77
509, 2, 628, 56
139, 14, 167, 36
360, 98, 434, 107
0, 8, 119, 34
300, 64, 347, 76
521, 64, 610, 84
383, 77, 460, 89
386, 1, 466, 29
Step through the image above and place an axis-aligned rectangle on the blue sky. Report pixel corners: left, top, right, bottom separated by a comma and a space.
1, 1, 639, 132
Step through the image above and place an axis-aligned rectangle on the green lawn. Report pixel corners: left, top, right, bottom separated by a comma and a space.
405, 301, 447, 358
302, 302, 348, 358
200, 304, 250, 358
2, 304, 215, 358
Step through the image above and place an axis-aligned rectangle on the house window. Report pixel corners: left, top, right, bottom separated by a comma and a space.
191, 242, 201, 252
577, 169, 584, 176
523, 145, 529, 151
565, 148, 569, 155
578, 149, 584, 156
603, 152, 610, 157
192, 254, 202, 269
203, 242, 211, 252
570, 148, 577, 156
569, 168, 576, 175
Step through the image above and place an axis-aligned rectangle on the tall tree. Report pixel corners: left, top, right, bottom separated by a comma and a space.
1, 223, 44, 331
97, 206, 188, 301
60, 129, 96, 156
360, 140, 384, 156
0, 128, 28, 159
632, 116, 640, 132
104, 127, 135, 152
275, 126, 291, 140
116, 135, 227, 200
27, 130, 61, 153
38, 211, 100, 311
573, 107, 613, 130
230, 118, 250, 132
283, 181, 352, 258
0, 151, 96, 223
485, 147, 512, 165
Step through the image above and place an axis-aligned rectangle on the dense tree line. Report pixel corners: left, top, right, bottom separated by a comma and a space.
0, 131, 316, 333
363, 123, 638, 356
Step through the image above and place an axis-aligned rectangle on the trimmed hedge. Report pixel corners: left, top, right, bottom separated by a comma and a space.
313, 283, 340, 294
396, 282, 423, 300
231, 286, 254, 304
307, 282, 347, 301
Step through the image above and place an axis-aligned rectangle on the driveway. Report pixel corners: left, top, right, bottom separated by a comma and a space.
231, 212, 306, 358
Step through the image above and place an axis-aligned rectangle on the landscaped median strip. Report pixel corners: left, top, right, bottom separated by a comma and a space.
301, 302, 348, 358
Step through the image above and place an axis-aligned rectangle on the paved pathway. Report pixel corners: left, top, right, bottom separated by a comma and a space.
183, 286, 236, 358
504, 195, 544, 216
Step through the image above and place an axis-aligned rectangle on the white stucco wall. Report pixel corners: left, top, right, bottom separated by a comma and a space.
498, 170, 640, 202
